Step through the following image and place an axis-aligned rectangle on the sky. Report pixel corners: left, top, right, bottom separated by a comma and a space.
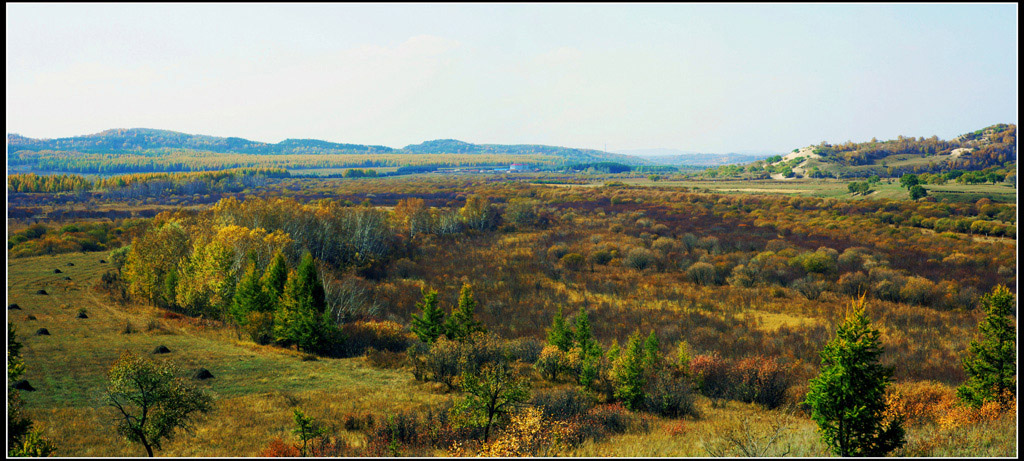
5, 3, 1018, 153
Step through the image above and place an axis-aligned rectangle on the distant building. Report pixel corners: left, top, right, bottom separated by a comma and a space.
509, 163, 528, 172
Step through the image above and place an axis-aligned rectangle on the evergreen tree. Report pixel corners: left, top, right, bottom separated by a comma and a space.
410, 287, 446, 343
805, 298, 904, 457
274, 253, 335, 354
545, 307, 575, 352
573, 308, 599, 358
229, 259, 272, 325
612, 330, 647, 411
262, 251, 289, 301
444, 283, 485, 341
642, 330, 661, 371
957, 285, 1016, 407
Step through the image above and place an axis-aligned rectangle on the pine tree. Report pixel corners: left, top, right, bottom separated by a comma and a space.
273, 254, 334, 354
573, 308, 599, 358
642, 330, 661, 371
262, 251, 289, 302
410, 287, 446, 343
546, 307, 575, 352
230, 260, 272, 325
805, 297, 904, 457
957, 285, 1016, 407
612, 330, 647, 411
444, 283, 485, 342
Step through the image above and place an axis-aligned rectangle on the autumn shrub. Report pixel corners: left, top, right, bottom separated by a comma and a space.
561, 253, 586, 271
589, 249, 613, 265
338, 320, 412, 357
792, 276, 826, 300
641, 368, 699, 418
837, 271, 870, 296
547, 243, 569, 260
501, 337, 543, 364
686, 262, 717, 286
690, 353, 734, 400
623, 247, 655, 271
530, 387, 596, 421
535, 345, 577, 382
733, 355, 791, 409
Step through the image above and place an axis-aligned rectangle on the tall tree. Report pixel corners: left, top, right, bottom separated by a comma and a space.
410, 287, 446, 343
262, 251, 289, 302
274, 253, 335, 353
229, 259, 273, 325
611, 330, 648, 411
957, 285, 1016, 407
105, 352, 213, 457
805, 297, 904, 457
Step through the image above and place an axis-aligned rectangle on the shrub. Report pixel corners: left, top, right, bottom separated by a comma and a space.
589, 250, 613, 265
560, 253, 586, 271
642, 368, 699, 418
535, 345, 575, 382
623, 247, 655, 271
690, 353, 733, 400
530, 388, 596, 421
733, 355, 790, 410
547, 243, 569, 260
339, 320, 413, 357
686, 262, 717, 286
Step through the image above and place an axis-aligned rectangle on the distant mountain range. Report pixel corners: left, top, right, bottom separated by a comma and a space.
7, 128, 647, 165
614, 148, 776, 166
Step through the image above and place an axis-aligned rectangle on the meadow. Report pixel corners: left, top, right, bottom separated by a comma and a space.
7, 172, 1018, 457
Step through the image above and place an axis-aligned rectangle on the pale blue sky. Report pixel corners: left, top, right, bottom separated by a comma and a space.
5, 3, 1018, 153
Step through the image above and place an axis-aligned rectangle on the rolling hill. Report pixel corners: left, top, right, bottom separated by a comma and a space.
752, 124, 1016, 179
6, 129, 650, 174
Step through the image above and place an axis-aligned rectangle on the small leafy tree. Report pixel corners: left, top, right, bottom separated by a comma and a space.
410, 287, 446, 343
291, 409, 329, 457
909, 185, 928, 200
957, 285, 1016, 407
444, 283, 485, 341
805, 297, 904, 457
105, 351, 213, 457
451, 360, 532, 442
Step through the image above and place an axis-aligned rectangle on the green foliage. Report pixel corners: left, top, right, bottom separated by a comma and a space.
262, 251, 289, 301
450, 361, 532, 442
611, 331, 648, 411
8, 323, 53, 457
545, 307, 575, 352
957, 285, 1016, 407
909, 184, 928, 200
805, 298, 904, 457
444, 283, 486, 342
899, 174, 920, 189
105, 352, 213, 457
291, 409, 329, 457
410, 287, 446, 344
230, 259, 273, 325
274, 253, 337, 354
